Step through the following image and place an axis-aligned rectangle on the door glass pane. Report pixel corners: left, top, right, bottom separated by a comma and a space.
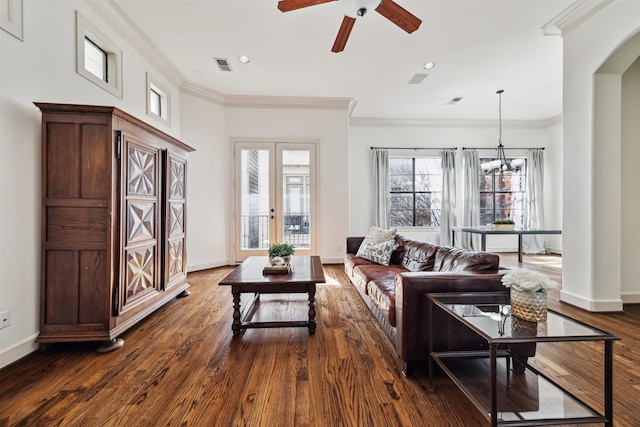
240, 149, 270, 250
282, 150, 310, 249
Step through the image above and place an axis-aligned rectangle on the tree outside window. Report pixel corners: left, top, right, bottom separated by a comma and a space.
479, 159, 526, 226
389, 157, 442, 227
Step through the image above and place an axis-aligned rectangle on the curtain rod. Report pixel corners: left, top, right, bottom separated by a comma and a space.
462, 147, 545, 150
370, 146, 457, 151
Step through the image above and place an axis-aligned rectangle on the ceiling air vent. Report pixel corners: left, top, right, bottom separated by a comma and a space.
215, 58, 232, 72
446, 97, 463, 105
408, 73, 428, 84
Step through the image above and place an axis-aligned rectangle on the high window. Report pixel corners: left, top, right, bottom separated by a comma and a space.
75, 12, 123, 98
389, 157, 442, 227
146, 73, 171, 125
479, 158, 526, 226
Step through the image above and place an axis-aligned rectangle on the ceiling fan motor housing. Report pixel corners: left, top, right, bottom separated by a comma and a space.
340, 0, 382, 18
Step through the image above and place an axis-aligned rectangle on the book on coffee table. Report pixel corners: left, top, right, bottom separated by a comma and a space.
263, 263, 291, 274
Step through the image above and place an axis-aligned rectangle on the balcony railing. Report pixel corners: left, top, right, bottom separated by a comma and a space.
241, 214, 310, 249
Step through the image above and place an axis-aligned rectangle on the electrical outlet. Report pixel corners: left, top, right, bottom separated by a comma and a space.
0, 310, 10, 329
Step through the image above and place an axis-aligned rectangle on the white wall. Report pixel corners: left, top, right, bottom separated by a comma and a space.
0, 1, 184, 368
561, 0, 640, 310
180, 92, 228, 271
348, 120, 562, 253
225, 106, 350, 263
621, 57, 640, 303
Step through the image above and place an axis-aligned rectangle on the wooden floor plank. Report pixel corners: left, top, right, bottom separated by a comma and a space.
0, 253, 639, 426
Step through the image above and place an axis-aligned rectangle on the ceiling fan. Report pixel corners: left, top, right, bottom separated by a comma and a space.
277, 0, 422, 53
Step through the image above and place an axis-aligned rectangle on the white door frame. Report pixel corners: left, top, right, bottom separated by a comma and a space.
232, 140, 317, 262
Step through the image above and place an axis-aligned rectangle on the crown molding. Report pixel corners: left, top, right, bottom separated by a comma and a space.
350, 116, 562, 129
224, 94, 355, 111
180, 81, 226, 106
542, 0, 614, 36
85, 0, 184, 88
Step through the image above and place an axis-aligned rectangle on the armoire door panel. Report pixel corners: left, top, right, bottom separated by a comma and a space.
46, 207, 108, 243
45, 250, 78, 325
123, 245, 158, 306
46, 123, 80, 199
121, 134, 161, 313
167, 238, 185, 281
168, 203, 184, 236
169, 158, 185, 199
127, 144, 157, 196
164, 154, 187, 289
127, 202, 156, 244
78, 250, 110, 325
80, 124, 110, 198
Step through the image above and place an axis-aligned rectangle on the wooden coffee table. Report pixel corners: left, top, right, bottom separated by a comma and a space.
218, 256, 325, 335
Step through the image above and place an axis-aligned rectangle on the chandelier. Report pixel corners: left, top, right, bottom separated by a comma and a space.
480, 90, 525, 174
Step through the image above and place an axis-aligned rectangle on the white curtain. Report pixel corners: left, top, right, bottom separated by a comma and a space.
373, 148, 389, 229
461, 149, 481, 250
523, 149, 547, 253
440, 149, 457, 246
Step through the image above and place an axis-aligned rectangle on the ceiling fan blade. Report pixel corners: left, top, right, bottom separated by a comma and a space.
278, 0, 335, 13
375, 0, 422, 34
332, 16, 356, 53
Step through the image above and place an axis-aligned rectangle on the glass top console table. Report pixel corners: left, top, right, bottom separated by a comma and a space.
427, 292, 619, 427
450, 227, 562, 262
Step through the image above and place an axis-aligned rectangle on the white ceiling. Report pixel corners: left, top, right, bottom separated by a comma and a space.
115, 0, 574, 121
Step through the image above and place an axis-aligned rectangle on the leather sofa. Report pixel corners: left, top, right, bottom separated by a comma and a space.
344, 234, 512, 376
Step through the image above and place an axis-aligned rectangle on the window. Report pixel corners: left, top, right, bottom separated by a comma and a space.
75, 12, 123, 98
479, 158, 526, 226
146, 73, 171, 125
389, 157, 442, 227
84, 38, 106, 81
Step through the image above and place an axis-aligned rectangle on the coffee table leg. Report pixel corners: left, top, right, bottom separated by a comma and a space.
308, 285, 316, 333
232, 289, 241, 336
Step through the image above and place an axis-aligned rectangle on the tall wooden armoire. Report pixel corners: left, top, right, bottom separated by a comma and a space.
36, 103, 195, 350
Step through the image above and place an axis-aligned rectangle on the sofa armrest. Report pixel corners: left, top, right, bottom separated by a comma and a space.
395, 270, 509, 364
346, 237, 365, 254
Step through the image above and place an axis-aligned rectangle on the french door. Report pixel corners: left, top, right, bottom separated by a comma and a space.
234, 142, 316, 262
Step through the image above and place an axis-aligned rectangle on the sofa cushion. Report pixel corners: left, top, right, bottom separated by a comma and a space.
434, 246, 500, 272
401, 240, 438, 272
356, 238, 395, 266
367, 277, 397, 327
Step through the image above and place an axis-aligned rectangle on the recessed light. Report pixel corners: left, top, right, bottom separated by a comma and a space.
424, 62, 435, 70
238, 55, 251, 64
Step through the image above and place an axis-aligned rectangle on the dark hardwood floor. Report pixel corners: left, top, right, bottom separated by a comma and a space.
0, 253, 638, 426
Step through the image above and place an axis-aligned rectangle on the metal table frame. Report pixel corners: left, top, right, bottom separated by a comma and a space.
451, 227, 561, 262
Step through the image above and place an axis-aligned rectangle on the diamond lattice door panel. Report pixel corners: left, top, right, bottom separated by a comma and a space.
165, 154, 187, 287
121, 138, 161, 313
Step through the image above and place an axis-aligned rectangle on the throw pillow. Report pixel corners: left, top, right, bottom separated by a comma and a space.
366, 225, 397, 244
356, 238, 395, 266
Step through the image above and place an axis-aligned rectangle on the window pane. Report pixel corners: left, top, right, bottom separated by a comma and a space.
389, 158, 413, 191
479, 175, 493, 191
390, 194, 413, 227
479, 193, 494, 210
84, 38, 106, 81
415, 158, 442, 191
416, 193, 440, 227
479, 210, 493, 226
150, 88, 161, 116
498, 173, 525, 191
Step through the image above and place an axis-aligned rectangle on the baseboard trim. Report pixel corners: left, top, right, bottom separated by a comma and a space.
560, 289, 624, 312
0, 333, 38, 370
187, 260, 230, 272
621, 291, 640, 304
